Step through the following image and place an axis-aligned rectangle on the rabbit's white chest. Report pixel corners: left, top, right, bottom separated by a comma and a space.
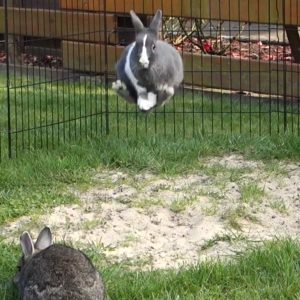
125, 42, 158, 111
125, 42, 147, 95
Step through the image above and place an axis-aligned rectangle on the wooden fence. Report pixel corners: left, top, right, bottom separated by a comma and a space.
1, 0, 300, 98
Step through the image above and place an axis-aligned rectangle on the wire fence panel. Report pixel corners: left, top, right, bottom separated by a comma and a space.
0, 0, 300, 160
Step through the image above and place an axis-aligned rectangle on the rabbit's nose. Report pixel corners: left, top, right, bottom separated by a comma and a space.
139, 56, 149, 68
139, 61, 149, 68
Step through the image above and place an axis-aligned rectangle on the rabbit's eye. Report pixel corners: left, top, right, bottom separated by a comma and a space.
152, 44, 156, 51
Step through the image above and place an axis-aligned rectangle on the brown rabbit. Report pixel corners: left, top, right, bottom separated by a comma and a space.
14, 227, 105, 300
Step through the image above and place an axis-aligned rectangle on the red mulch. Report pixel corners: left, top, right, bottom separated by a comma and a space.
0, 52, 62, 68
173, 38, 294, 62
0, 51, 6, 64
22, 53, 63, 68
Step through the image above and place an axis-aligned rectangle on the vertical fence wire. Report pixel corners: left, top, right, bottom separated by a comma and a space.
4, 0, 12, 159
103, 0, 109, 136
283, 0, 287, 132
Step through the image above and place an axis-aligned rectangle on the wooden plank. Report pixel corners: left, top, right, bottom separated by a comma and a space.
60, 0, 106, 12
60, 0, 300, 26
183, 52, 300, 98
62, 41, 300, 98
62, 41, 122, 74
22, 0, 59, 9
0, 9, 3, 33
24, 46, 61, 57
284, 0, 300, 26
0, 7, 117, 43
7, 0, 23, 65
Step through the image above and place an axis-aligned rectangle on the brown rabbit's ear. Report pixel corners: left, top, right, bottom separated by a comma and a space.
35, 227, 52, 250
20, 232, 34, 258
130, 10, 144, 33
149, 9, 162, 34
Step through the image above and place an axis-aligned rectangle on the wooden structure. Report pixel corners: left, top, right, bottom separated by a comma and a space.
0, 0, 300, 98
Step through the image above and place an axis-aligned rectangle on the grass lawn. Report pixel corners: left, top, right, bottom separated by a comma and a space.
0, 74, 300, 159
0, 75, 299, 225
1, 239, 299, 299
0, 75, 300, 299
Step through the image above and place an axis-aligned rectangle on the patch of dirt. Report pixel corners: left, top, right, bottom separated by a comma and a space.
1, 155, 300, 269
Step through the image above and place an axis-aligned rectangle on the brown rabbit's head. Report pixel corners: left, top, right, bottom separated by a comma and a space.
14, 227, 53, 285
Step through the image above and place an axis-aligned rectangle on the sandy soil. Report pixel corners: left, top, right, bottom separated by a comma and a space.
1, 155, 299, 269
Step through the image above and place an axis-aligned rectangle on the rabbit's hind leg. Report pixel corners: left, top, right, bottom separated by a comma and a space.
157, 84, 174, 97
156, 85, 174, 107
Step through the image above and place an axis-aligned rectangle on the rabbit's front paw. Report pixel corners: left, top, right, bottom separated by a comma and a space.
112, 80, 127, 91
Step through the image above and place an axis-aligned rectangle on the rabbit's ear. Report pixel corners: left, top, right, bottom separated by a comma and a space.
130, 10, 144, 33
149, 10, 162, 34
35, 227, 52, 250
20, 232, 34, 258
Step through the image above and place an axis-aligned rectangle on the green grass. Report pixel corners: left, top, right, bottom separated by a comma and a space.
1, 239, 299, 299
1, 133, 300, 225
1, 76, 300, 298
1, 76, 300, 159
200, 232, 247, 251
169, 195, 198, 213
222, 205, 259, 230
1, 75, 300, 166
270, 200, 289, 215
0, 133, 300, 226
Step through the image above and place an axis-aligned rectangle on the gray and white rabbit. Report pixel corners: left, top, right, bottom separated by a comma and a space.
14, 227, 105, 300
112, 9, 184, 112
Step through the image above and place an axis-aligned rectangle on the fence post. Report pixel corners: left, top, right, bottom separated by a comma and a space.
103, 0, 110, 135
285, 25, 300, 64
282, 0, 288, 133
4, 0, 12, 158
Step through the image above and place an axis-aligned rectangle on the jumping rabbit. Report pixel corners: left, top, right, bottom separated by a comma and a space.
112, 9, 184, 112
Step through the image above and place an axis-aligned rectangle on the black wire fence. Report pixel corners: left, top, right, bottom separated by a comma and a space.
0, 0, 300, 160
